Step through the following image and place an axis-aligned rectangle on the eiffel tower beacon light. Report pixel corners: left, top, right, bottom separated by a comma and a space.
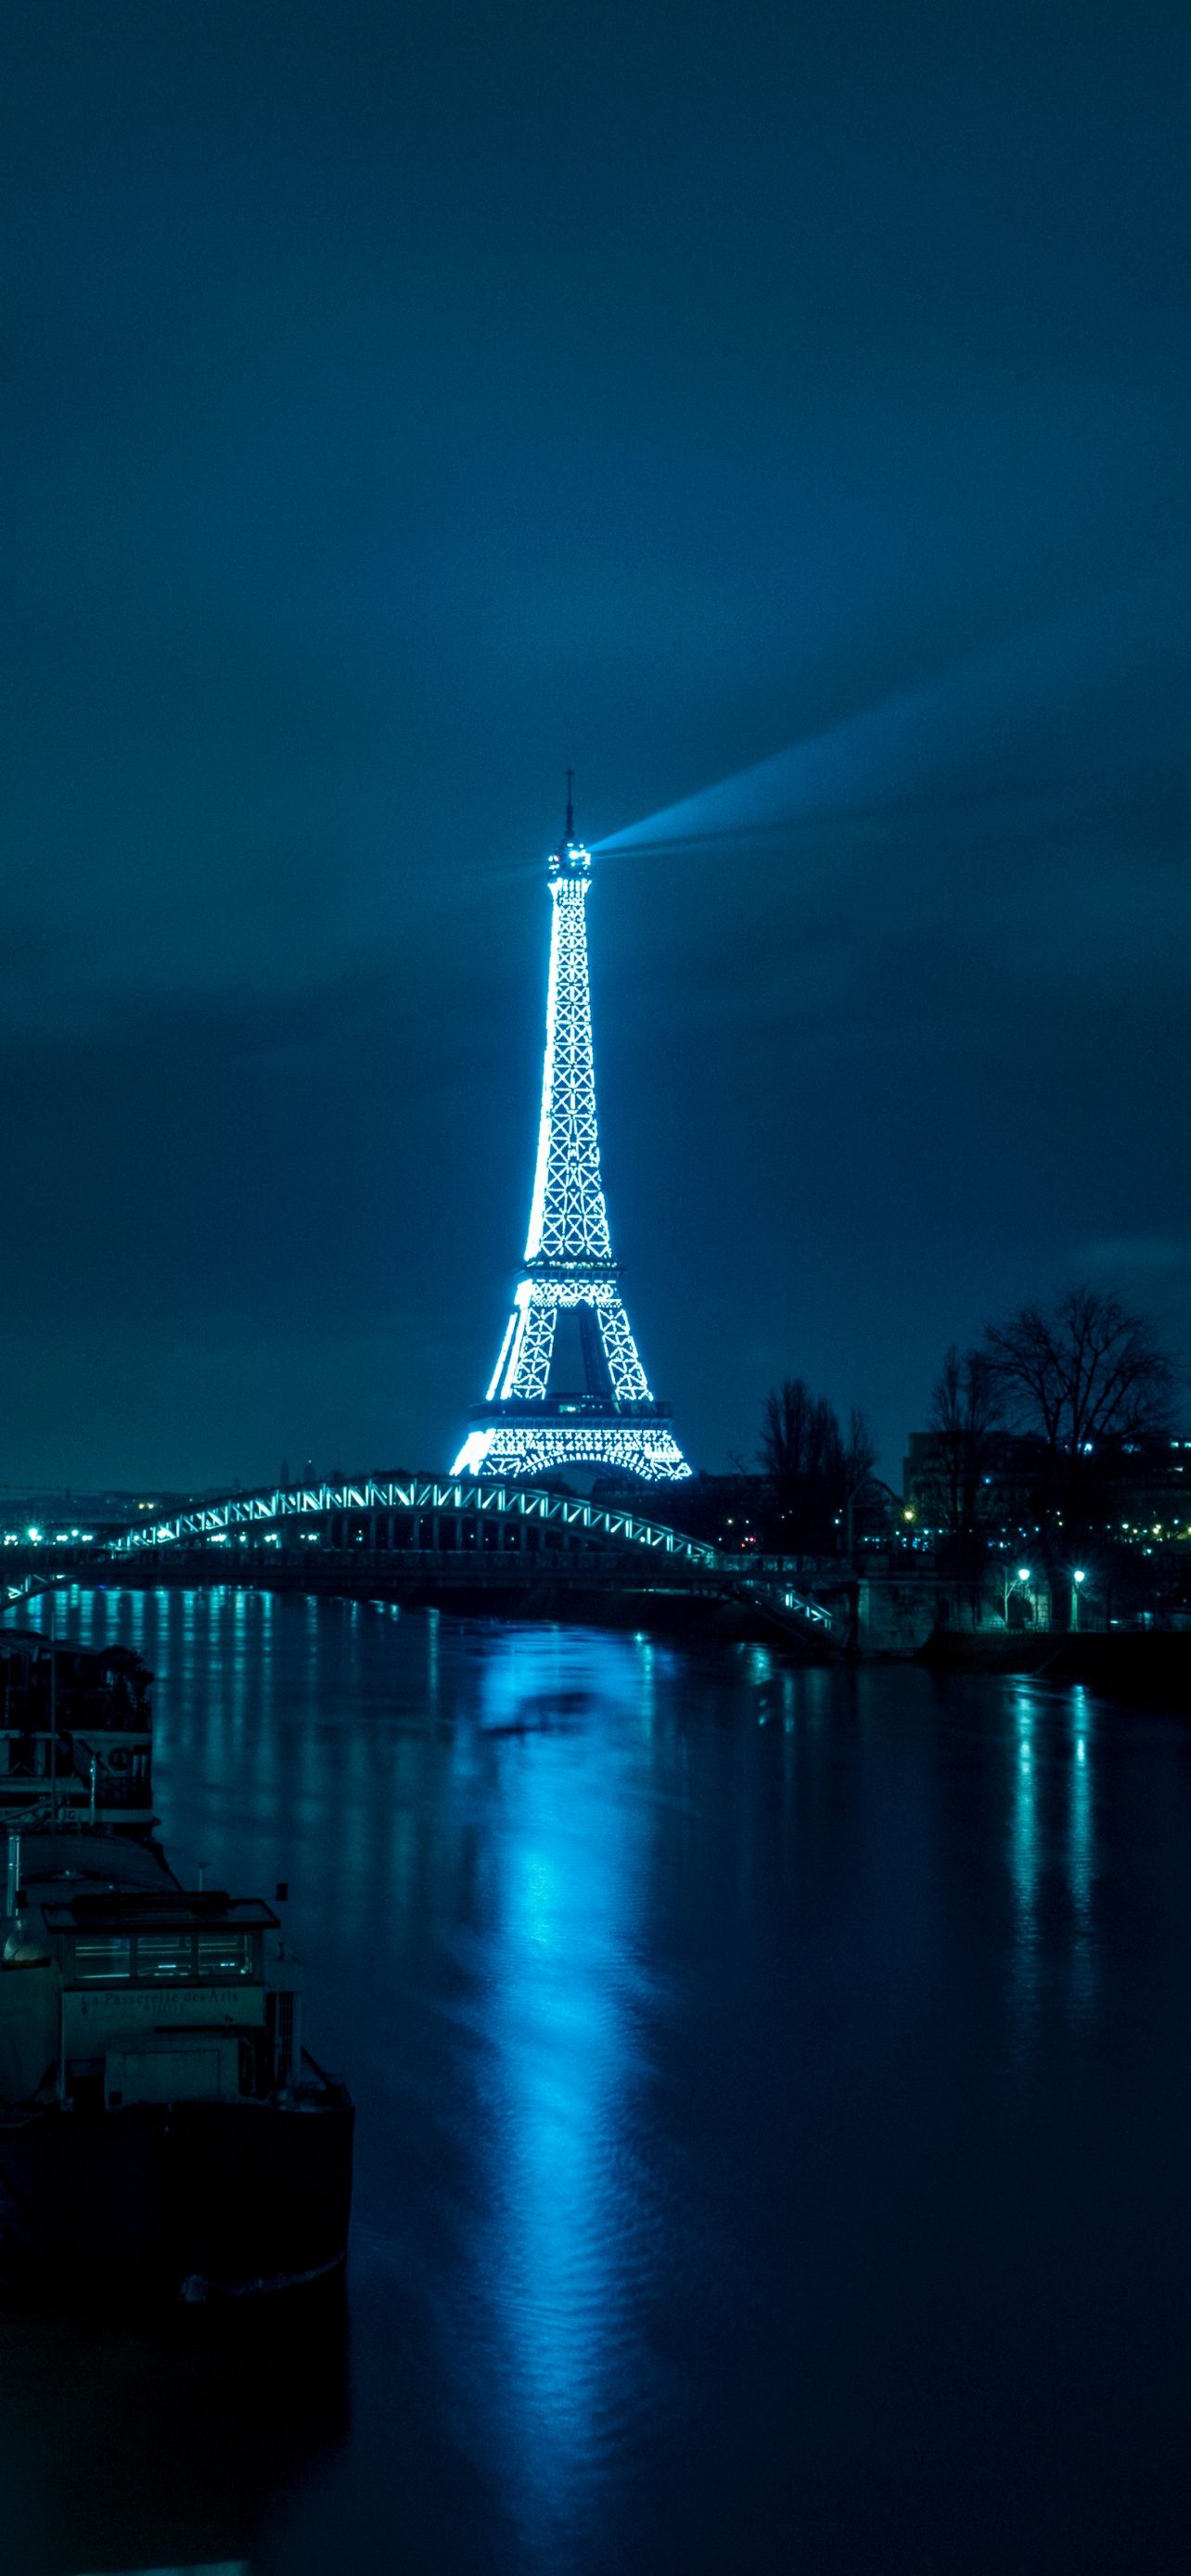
452, 781, 691, 1482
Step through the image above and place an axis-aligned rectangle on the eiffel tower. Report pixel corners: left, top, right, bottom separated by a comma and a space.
452, 783, 691, 1483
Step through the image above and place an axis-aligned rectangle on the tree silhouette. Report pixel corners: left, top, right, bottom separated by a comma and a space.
928, 1345, 1001, 1546
982, 1284, 1175, 1561
760, 1377, 877, 1555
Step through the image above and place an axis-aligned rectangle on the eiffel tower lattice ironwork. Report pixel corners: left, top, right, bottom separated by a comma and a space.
452, 784, 691, 1483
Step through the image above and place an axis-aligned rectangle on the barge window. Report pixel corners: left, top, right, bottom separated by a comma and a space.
198, 1931, 253, 1978
135, 1932, 193, 1980
74, 1936, 132, 1983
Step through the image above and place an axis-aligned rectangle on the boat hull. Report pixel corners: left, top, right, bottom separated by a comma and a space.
0, 2090, 353, 2302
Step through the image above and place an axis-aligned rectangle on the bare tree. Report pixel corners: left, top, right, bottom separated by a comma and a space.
760, 1379, 877, 1555
928, 1345, 1001, 1545
982, 1285, 1175, 1556
841, 1409, 878, 1558
761, 1378, 834, 1549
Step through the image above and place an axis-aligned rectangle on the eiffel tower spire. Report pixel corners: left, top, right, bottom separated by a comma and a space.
452, 784, 691, 1483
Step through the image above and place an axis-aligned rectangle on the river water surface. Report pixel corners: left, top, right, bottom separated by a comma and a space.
7, 1585, 1191, 2575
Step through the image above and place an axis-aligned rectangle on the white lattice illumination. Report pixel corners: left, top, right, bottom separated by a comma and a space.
454, 810, 690, 1482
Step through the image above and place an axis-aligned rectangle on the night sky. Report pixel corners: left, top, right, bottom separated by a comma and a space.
2, 0, 1188, 1492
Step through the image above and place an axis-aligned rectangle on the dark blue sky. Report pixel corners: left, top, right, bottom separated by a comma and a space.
2, 0, 1188, 1489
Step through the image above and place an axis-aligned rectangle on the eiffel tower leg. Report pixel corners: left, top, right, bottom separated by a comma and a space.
503, 1283, 557, 1401
595, 1293, 651, 1406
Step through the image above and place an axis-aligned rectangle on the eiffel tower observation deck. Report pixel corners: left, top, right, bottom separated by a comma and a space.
452, 784, 691, 1483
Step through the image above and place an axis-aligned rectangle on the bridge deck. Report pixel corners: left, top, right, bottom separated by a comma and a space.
3, 1475, 841, 1650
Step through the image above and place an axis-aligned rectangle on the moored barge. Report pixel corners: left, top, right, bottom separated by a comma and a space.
0, 1626, 352, 2302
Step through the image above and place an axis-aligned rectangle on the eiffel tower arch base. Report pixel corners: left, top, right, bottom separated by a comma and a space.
455, 1415, 691, 1483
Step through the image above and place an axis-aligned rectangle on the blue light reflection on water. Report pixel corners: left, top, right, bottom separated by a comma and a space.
1006, 1679, 1103, 2052
1010, 1684, 1041, 2040
1069, 1686, 1095, 2013
472, 1632, 660, 2537
6, 1591, 1191, 2576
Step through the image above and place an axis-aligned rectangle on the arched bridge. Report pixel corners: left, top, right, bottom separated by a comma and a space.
2, 1473, 843, 1650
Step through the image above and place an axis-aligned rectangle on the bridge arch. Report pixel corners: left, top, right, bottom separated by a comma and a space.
106, 1475, 722, 1566
2, 1474, 839, 1646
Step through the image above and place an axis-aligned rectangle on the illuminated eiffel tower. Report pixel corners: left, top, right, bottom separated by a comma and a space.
452, 783, 691, 1483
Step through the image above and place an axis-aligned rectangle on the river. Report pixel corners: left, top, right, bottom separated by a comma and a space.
7, 1584, 1191, 2575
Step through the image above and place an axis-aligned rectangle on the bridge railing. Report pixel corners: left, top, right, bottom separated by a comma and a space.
107, 1476, 723, 1569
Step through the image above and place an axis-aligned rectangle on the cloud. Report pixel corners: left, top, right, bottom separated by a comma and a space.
1083, 1237, 1190, 1274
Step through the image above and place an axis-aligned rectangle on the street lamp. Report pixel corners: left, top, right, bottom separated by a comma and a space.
1070, 1567, 1086, 1632
1003, 1563, 1032, 1624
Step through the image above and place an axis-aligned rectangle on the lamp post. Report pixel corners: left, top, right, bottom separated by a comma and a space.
1003, 1563, 1032, 1626
1070, 1568, 1086, 1632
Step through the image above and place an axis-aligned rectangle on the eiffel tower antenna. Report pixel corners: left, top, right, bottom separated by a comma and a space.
451, 791, 691, 1484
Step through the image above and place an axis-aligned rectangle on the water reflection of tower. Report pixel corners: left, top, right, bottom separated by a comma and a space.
468, 1627, 658, 2540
